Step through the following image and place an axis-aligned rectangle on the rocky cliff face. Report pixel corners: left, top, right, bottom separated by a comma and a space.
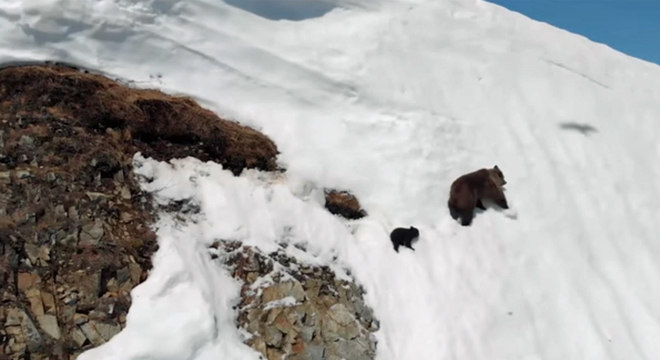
215, 242, 379, 360
0, 63, 376, 360
0, 64, 278, 359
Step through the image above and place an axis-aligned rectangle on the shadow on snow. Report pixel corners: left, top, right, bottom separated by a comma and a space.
223, 0, 337, 20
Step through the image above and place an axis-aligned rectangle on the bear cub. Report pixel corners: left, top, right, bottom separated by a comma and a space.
448, 165, 509, 226
390, 226, 420, 252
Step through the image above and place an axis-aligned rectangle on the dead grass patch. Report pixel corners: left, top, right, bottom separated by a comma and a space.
0, 64, 278, 174
324, 189, 367, 220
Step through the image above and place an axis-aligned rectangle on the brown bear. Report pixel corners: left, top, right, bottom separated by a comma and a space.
447, 165, 508, 226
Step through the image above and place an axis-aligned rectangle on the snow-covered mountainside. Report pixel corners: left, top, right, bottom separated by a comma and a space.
2, 0, 660, 359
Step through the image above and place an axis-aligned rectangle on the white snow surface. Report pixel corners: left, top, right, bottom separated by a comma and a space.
2, 0, 660, 359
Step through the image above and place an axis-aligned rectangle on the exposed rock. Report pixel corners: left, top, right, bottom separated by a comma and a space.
37, 314, 61, 339
128, 262, 143, 284
17, 272, 40, 291
220, 243, 379, 360
322, 303, 360, 341
18, 135, 35, 148
3, 307, 44, 353
5, 308, 24, 326
25, 288, 45, 317
120, 185, 132, 200
79, 219, 105, 246
297, 342, 324, 360
53, 205, 67, 219
71, 327, 88, 347
119, 212, 134, 223
324, 189, 367, 220
266, 347, 286, 360
77, 321, 121, 346
0, 63, 281, 359
68, 206, 80, 221
263, 325, 283, 347
116, 266, 131, 285
41, 291, 56, 314
15, 170, 31, 179
85, 191, 111, 202
69, 270, 101, 310
326, 338, 374, 360
24, 243, 50, 266
79, 321, 105, 347
262, 281, 306, 303
0, 170, 10, 183
74, 313, 88, 325
94, 321, 122, 341
59, 229, 80, 247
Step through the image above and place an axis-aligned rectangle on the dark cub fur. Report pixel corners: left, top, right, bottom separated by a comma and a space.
390, 226, 420, 252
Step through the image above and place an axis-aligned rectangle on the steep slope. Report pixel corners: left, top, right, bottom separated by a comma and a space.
2, 0, 660, 359
0, 64, 278, 359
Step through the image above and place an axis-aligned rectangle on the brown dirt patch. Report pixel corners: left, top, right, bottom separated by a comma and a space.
324, 190, 367, 220
0, 64, 278, 175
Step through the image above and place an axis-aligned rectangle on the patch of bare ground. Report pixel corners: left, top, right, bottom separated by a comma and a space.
324, 189, 367, 220
0, 64, 278, 174
0, 64, 279, 359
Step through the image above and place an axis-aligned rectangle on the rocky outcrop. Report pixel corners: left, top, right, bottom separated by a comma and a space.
0, 64, 279, 359
0, 121, 154, 359
324, 190, 367, 220
0, 63, 374, 359
215, 242, 379, 360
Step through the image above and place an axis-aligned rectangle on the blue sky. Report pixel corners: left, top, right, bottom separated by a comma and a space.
487, 0, 660, 65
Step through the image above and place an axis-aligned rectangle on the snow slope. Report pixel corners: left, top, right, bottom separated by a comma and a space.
2, 0, 660, 359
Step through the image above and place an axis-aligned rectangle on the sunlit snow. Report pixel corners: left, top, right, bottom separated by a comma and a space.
2, 0, 660, 359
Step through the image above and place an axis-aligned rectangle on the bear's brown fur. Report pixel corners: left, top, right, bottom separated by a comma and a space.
447, 165, 508, 226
